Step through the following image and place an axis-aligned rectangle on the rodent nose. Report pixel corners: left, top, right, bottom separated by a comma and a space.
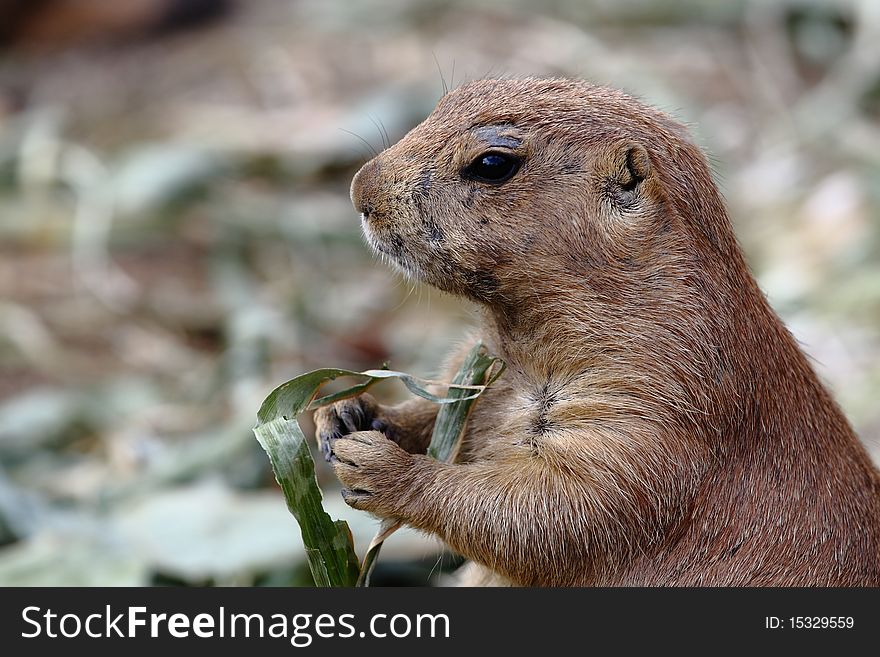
351, 159, 380, 218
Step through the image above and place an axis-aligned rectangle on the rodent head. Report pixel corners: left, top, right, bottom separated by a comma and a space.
351, 78, 731, 309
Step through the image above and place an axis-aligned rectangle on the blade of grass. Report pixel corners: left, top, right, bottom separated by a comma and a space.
254, 368, 364, 586
356, 342, 505, 586
312, 369, 488, 409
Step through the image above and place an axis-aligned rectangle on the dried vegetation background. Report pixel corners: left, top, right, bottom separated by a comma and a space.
0, 0, 878, 585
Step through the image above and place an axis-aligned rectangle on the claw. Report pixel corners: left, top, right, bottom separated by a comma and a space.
320, 437, 333, 462
341, 488, 371, 505
317, 427, 342, 462
349, 431, 377, 445
338, 406, 363, 434
332, 450, 358, 467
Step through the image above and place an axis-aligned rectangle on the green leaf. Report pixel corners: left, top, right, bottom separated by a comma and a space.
255, 422, 359, 586
255, 367, 379, 586
427, 344, 505, 461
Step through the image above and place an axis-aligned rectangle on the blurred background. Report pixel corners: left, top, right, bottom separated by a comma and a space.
0, 0, 878, 586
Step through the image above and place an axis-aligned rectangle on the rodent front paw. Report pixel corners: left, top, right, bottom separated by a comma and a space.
331, 430, 414, 516
313, 393, 394, 462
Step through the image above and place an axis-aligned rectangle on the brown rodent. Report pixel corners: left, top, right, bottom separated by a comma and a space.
313, 77, 880, 586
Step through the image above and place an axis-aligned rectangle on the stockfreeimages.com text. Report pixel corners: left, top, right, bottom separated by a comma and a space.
21, 606, 450, 646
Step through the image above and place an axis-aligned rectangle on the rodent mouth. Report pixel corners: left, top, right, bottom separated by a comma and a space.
359, 215, 424, 283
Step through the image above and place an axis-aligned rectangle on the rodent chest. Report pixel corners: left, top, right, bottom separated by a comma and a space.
462, 375, 577, 454
528, 381, 558, 436
503, 378, 572, 443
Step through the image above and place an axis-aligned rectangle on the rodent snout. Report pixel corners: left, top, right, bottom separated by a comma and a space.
350, 159, 380, 219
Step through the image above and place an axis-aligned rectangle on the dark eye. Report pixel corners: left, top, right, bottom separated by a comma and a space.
463, 152, 521, 184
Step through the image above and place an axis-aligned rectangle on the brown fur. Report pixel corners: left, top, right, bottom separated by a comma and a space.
314, 78, 880, 586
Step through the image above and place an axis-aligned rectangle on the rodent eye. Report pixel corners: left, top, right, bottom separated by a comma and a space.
463, 152, 521, 184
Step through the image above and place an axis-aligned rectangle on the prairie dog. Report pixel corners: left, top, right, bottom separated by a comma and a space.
314, 78, 880, 586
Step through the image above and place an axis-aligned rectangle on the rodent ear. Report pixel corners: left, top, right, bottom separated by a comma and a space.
618, 142, 650, 192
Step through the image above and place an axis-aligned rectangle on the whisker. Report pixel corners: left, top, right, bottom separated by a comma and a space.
339, 128, 378, 159
367, 114, 392, 151
377, 117, 391, 150
432, 51, 448, 96
366, 115, 386, 151
427, 551, 445, 583
391, 277, 417, 313
481, 65, 500, 81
